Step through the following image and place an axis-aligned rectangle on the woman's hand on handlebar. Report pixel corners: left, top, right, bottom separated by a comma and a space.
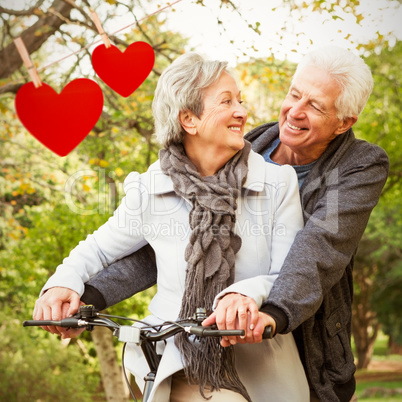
33, 287, 85, 339
202, 293, 276, 347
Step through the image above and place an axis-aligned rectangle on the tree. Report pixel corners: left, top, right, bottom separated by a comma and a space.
351, 40, 402, 368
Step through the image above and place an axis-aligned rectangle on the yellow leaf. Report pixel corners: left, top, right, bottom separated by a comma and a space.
115, 167, 124, 177
99, 160, 109, 168
356, 13, 364, 24
83, 184, 91, 192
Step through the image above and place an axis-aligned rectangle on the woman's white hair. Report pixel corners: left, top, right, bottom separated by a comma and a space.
293, 46, 373, 120
152, 52, 229, 148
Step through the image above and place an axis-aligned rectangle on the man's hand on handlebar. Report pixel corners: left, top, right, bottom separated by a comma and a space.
202, 293, 276, 347
33, 287, 84, 339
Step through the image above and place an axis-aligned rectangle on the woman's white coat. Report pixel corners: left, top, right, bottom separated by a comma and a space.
42, 150, 309, 401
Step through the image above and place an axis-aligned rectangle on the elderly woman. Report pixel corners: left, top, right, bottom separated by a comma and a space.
37, 53, 309, 401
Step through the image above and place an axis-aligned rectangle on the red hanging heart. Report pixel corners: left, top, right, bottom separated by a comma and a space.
91, 41, 155, 97
15, 79, 103, 157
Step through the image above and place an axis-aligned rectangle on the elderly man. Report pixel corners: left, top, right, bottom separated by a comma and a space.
34, 46, 389, 401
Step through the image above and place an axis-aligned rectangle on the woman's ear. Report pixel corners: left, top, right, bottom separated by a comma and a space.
179, 110, 197, 135
334, 115, 358, 135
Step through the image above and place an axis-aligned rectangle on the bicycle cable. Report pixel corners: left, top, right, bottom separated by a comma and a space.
122, 342, 138, 402
98, 313, 150, 326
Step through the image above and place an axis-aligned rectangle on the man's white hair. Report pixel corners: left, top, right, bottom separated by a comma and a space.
293, 46, 373, 120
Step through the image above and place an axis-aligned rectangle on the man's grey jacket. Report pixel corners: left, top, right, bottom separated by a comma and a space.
82, 122, 389, 402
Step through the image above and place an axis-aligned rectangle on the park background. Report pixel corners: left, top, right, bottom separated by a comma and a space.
0, 0, 401, 400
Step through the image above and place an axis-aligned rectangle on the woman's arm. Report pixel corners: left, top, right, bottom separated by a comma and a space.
41, 172, 147, 296
33, 172, 149, 335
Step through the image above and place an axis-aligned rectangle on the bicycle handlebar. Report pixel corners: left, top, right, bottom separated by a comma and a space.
23, 305, 273, 342
23, 305, 273, 402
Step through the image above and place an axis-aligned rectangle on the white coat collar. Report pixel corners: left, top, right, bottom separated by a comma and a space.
145, 150, 266, 195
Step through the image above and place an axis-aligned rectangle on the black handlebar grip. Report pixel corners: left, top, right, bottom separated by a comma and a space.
23, 320, 48, 327
262, 325, 274, 339
189, 327, 245, 337
23, 320, 64, 327
190, 326, 272, 339
23, 317, 81, 328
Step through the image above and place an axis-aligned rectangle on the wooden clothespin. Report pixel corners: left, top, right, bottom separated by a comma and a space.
90, 10, 112, 48
13, 37, 42, 88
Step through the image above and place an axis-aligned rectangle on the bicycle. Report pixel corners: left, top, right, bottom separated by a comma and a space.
23, 305, 273, 401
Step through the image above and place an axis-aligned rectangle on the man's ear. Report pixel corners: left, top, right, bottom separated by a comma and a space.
179, 110, 197, 135
334, 115, 358, 135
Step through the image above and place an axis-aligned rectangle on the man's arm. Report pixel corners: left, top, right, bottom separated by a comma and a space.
81, 243, 157, 309
261, 142, 389, 333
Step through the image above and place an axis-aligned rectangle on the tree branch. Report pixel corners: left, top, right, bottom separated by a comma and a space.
0, 0, 44, 17
0, 0, 73, 79
0, 82, 23, 95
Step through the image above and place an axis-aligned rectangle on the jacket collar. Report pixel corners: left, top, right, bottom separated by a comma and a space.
146, 150, 266, 195
244, 121, 356, 171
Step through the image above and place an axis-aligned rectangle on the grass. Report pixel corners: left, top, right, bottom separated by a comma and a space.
354, 333, 402, 400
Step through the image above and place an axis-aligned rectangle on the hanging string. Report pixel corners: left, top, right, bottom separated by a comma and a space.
6, 0, 184, 86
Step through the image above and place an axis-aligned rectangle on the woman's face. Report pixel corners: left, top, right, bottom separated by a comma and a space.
191, 72, 247, 156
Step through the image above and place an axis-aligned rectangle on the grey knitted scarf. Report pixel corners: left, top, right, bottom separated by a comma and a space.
159, 141, 252, 401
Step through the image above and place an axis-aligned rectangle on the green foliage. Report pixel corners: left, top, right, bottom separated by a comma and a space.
353, 40, 402, 347
0, 203, 110, 310
0, 308, 101, 401
372, 263, 402, 345
356, 41, 402, 195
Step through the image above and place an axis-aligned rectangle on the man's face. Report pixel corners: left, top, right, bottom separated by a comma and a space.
279, 65, 348, 163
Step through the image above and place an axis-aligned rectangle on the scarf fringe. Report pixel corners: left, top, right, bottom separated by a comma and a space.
175, 333, 252, 401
